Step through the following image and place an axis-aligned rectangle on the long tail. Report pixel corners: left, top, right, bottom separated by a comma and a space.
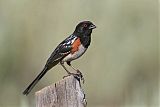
23, 67, 48, 95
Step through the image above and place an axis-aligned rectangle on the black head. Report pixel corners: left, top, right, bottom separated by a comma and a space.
73, 21, 96, 36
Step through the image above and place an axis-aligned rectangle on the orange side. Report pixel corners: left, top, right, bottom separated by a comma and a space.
71, 38, 81, 54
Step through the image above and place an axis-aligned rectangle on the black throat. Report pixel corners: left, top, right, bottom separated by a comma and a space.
73, 30, 92, 48
79, 35, 91, 48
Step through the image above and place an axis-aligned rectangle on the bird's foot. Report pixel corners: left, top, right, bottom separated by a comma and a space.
73, 69, 85, 84
63, 70, 84, 84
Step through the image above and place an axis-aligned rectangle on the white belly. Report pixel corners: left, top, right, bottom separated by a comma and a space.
62, 44, 87, 62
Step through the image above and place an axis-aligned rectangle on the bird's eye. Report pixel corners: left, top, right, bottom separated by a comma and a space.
83, 24, 87, 27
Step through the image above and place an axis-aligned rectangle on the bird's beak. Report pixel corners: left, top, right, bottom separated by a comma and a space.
89, 24, 96, 29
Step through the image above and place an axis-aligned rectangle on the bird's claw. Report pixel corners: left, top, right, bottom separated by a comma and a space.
75, 69, 85, 84
63, 70, 85, 84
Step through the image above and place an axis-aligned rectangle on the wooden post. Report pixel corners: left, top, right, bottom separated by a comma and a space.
35, 75, 87, 107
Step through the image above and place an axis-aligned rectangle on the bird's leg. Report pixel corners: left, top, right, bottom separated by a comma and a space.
70, 64, 79, 71
67, 61, 79, 71
60, 61, 71, 74
60, 61, 76, 79
66, 61, 84, 83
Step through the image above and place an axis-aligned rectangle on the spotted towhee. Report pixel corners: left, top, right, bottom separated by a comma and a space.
23, 21, 96, 95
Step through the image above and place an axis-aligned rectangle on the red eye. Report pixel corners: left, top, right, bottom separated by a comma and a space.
83, 24, 87, 27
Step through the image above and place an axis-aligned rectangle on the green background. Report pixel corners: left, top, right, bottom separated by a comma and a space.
0, 0, 158, 107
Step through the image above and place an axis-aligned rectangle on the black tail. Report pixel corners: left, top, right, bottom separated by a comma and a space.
23, 67, 48, 95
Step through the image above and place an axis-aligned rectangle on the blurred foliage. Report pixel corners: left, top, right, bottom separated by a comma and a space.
0, 0, 158, 107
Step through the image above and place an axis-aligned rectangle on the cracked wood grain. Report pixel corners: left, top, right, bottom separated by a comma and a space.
35, 76, 87, 107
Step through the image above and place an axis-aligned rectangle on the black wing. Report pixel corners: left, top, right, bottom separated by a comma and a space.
45, 34, 77, 69
23, 35, 76, 95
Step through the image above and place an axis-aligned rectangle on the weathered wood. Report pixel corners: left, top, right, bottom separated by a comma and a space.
35, 75, 87, 107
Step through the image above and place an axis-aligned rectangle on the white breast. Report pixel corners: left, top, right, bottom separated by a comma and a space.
62, 44, 87, 62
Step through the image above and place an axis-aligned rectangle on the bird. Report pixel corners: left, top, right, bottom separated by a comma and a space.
23, 21, 96, 95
